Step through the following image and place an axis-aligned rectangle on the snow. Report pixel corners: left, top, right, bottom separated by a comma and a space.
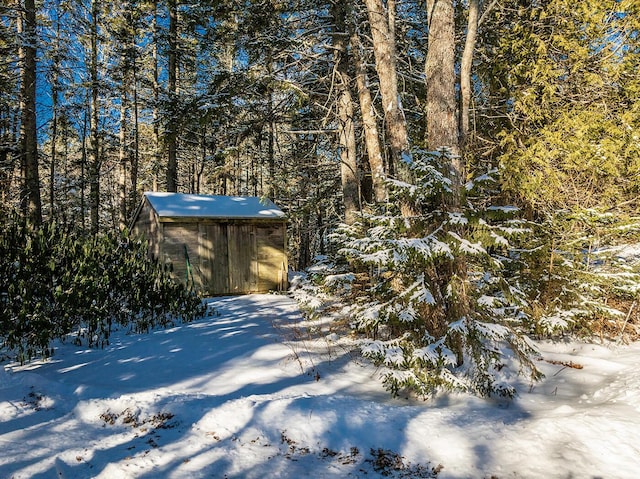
144, 192, 286, 219
2, 294, 640, 478
487, 206, 520, 213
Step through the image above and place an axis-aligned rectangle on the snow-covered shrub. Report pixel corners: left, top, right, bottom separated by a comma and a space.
518, 209, 640, 339
0, 212, 206, 363
326, 150, 542, 398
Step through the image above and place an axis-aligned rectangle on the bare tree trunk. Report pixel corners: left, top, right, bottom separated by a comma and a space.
166, 0, 178, 192
50, 83, 57, 216
425, 0, 459, 157
118, 68, 128, 230
131, 65, 139, 208
152, 0, 160, 192
264, 56, 278, 201
363, 0, 411, 181
80, 93, 88, 232
426, 0, 463, 212
195, 126, 206, 193
459, 0, 479, 149
336, 84, 360, 224
18, 0, 42, 225
0, 98, 15, 204
350, 30, 386, 203
130, 17, 140, 213
89, 0, 100, 235
331, 1, 360, 224
0, 146, 8, 205
49, 5, 62, 217
268, 92, 275, 200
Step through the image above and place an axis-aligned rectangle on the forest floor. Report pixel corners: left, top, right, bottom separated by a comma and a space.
1, 293, 640, 478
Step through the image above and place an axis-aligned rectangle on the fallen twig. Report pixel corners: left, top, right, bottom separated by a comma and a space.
616, 300, 637, 344
545, 359, 584, 370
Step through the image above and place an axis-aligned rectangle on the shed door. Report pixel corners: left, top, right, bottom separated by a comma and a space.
256, 224, 286, 291
201, 223, 230, 295
228, 224, 258, 293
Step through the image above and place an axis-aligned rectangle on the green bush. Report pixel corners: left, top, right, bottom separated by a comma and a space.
514, 209, 640, 338
0, 212, 206, 363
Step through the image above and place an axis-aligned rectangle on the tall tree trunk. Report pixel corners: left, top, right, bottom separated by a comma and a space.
459, 0, 479, 149
195, 126, 206, 194
166, 0, 178, 192
18, 0, 42, 225
152, 0, 160, 191
425, 0, 463, 211
49, 6, 61, 217
363, 0, 410, 181
131, 59, 139, 210
89, 0, 100, 235
0, 97, 14, 204
118, 68, 128, 230
50, 82, 57, 216
268, 92, 276, 200
425, 0, 459, 157
130, 11, 140, 214
62, 112, 70, 214
350, 30, 386, 203
265, 56, 277, 201
0, 155, 8, 205
81, 94, 88, 232
331, 1, 359, 224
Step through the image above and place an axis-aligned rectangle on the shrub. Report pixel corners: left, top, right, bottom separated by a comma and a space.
516, 208, 640, 338
0, 212, 206, 363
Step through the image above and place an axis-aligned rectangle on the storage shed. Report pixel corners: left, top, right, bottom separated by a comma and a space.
130, 192, 288, 295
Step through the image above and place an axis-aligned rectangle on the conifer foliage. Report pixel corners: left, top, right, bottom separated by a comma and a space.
0, 212, 206, 363
517, 209, 640, 338
324, 150, 542, 398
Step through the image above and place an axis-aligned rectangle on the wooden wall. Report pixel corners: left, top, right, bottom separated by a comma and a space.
161, 223, 199, 286
131, 201, 160, 258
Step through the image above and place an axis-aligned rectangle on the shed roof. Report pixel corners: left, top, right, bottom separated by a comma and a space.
143, 192, 286, 220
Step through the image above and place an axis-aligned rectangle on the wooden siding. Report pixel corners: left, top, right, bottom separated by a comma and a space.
131, 201, 160, 258
161, 223, 199, 285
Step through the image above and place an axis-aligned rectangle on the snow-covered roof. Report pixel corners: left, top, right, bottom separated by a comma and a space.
143, 192, 285, 220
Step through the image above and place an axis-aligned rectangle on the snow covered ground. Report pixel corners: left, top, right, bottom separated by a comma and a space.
1, 294, 640, 478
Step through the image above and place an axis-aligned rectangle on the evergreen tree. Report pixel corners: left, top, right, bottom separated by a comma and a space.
472, 0, 640, 332
322, 150, 541, 398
